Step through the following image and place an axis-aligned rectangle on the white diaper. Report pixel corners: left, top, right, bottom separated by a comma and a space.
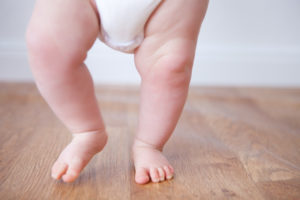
95, 0, 162, 53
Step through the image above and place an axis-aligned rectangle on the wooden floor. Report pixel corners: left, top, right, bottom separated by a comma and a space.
0, 82, 300, 200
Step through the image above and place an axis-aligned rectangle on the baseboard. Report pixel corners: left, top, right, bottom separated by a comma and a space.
1, 40, 299, 86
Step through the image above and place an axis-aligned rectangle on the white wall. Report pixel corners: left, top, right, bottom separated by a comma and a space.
0, 0, 300, 86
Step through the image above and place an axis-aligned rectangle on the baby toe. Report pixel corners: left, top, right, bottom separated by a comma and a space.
169, 165, 174, 173
62, 167, 80, 183
150, 168, 160, 183
135, 167, 150, 184
51, 162, 68, 180
157, 167, 165, 182
164, 165, 174, 180
62, 158, 84, 183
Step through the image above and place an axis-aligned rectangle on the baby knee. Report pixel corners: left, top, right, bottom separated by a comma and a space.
26, 26, 55, 63
26, 24, 87, 69
143, 54, 193, 86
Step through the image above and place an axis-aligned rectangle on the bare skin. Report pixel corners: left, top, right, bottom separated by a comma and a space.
133, 0, 208, 184
26, 0, 208, 184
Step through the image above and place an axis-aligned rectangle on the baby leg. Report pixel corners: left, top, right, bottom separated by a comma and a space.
26, 0, 107, 182
133, 0, 209, 184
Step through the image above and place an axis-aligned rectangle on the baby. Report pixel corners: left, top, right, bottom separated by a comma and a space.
26, 0, 208, 184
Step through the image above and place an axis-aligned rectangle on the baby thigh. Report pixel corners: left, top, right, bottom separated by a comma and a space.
135, 0, 209, 79
26, 0, 99, 79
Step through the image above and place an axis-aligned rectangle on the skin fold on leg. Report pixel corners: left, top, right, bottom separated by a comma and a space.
132, 0, 209, 184
26, 0, 107, 183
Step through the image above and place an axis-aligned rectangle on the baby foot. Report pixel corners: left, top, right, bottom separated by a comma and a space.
132, 138, 174, 184
51, 130, 107, 182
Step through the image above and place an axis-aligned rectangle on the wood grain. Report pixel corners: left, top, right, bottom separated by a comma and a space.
0, 83, 299, 199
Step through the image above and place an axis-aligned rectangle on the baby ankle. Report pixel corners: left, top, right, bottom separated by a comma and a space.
72, 129, 108, 145
133, 137, 164, 151
72, 128, 107, 137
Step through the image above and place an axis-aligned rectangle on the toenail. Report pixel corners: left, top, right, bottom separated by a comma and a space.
151, 176, 159, 183
153, 179, 159, 183
167, 175, 173, 180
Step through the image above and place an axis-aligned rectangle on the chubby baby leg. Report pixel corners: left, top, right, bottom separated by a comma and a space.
133, 0, 209, 184
26, 0, 107, 182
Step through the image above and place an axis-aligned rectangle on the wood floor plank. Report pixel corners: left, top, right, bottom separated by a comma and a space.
0, 83, 299, 199
187, 87, 300, 199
